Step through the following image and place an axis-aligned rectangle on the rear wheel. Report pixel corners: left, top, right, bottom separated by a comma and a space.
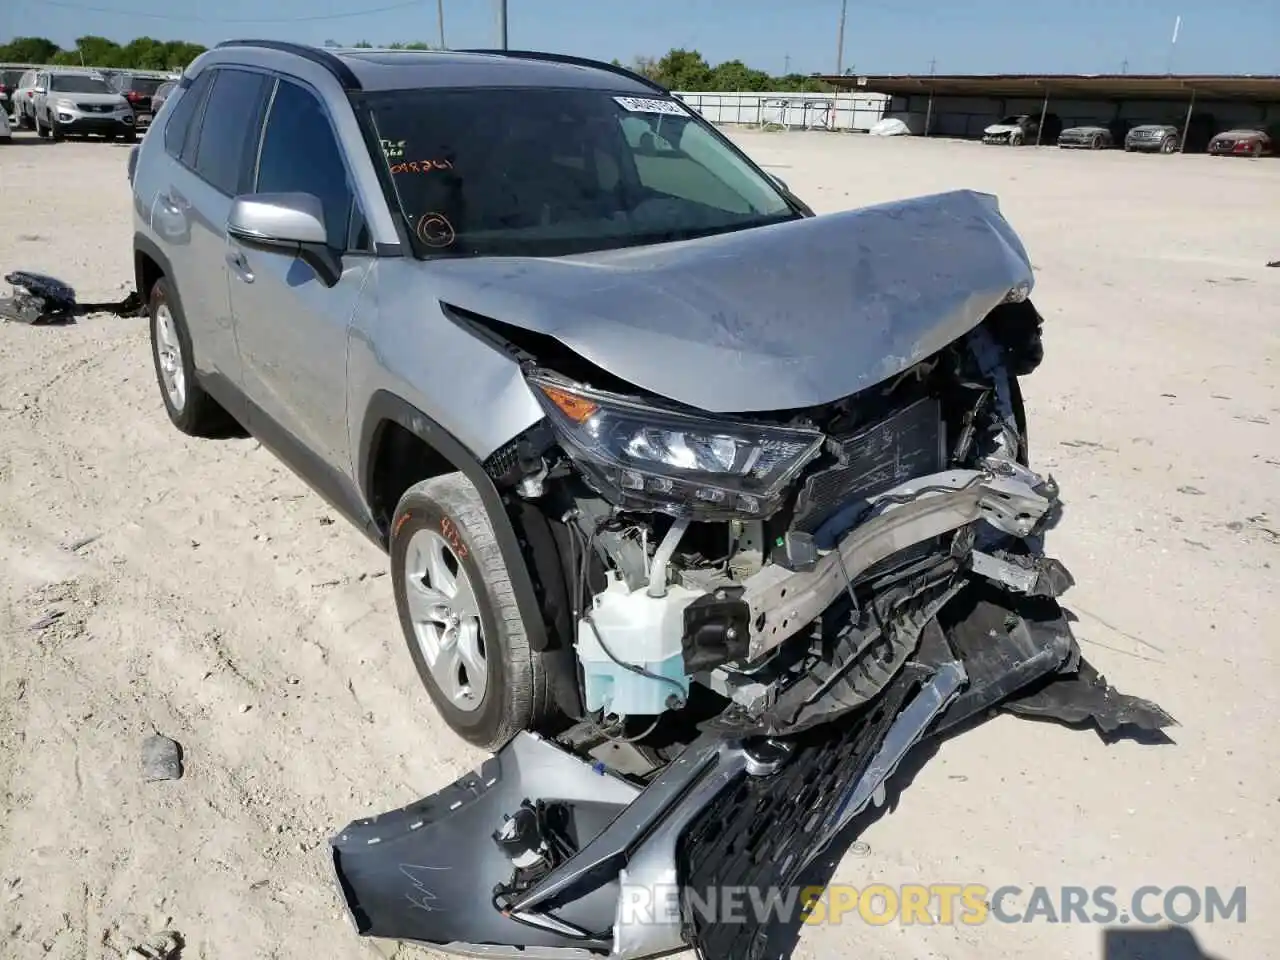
147, 277, 237, 437
391, 473, 555, 751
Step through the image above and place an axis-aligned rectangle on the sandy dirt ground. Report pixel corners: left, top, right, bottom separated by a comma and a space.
0, 126, 1276, 960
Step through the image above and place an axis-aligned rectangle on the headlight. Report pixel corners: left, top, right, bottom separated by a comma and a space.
527, 369, 824, 518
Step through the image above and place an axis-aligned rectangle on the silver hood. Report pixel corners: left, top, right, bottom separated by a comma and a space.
421, 189, 1034, 413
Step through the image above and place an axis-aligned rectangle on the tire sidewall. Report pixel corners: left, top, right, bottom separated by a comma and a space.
390, 492, 511, 743
148, 277, 196, 430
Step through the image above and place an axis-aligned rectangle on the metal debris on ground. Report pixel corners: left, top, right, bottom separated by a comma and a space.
28, 610, 65, 631
124, 930, 183, 960
141, 734, 184, 782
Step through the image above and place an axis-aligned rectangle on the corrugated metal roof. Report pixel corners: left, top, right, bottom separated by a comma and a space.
821, 73, 1280, 101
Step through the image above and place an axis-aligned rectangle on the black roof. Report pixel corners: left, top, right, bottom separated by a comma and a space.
215, 41, 665, 95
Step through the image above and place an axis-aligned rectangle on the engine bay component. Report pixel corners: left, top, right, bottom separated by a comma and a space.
576, 575, 696, 717
742, 461, 1062, 661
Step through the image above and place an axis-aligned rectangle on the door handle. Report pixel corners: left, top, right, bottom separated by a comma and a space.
226, 250, 254, 284
157, 191, 188, 215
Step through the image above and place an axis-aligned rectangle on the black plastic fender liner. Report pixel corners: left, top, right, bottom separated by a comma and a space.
331, 732, 640, 950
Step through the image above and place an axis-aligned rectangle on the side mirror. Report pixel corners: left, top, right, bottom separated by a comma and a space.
226, 192, 341, 287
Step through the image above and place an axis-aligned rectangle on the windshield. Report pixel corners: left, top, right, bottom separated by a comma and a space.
0, 70, 22, 87
49, 75, 111, 94
363, 88, 798, 258
995, 116, 1026, 125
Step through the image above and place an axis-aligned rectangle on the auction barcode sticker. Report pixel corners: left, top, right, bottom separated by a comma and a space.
613, 96, 689, 116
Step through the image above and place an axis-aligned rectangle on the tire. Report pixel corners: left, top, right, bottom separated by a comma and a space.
147, 277, 236, 437
1091, 134, 1103, 150
19, 107, 33, 130
1160, 136, 1177, 154
48, 113, 63, 141
35, 111, 48, 138
391, 473, 554, 751
1009, 131, 1024, 147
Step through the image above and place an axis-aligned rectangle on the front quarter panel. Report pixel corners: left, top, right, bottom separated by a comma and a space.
348, 257, 545, 466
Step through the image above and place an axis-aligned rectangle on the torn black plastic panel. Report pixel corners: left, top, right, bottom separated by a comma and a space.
0, 271, 144, 325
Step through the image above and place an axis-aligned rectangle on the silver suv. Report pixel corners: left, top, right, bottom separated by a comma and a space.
132, 41, 1066, 756
32, 69, 136, 141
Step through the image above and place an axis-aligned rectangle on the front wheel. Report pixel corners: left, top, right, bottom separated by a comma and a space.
1160, 136, 1178, 154
1091, 134, 1104, 150
1009, 131, 1024, 146
391, 473, 555, 751
48, 114, 63, 141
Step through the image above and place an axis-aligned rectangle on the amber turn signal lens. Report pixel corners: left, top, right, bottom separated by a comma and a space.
538, 385, 599, 424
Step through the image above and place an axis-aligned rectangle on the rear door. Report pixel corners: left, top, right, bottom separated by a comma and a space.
152, 67, 270, 399
227, 75, 376, 477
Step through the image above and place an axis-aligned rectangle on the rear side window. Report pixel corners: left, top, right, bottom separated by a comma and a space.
163, 72, 211, 161
192, 68, 270, 196
255, 79, 357, 250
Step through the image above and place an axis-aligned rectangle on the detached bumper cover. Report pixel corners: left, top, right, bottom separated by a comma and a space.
330, 592, 1173, 959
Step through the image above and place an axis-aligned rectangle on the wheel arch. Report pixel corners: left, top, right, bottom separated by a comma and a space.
357, 391, 553, 657
133, 233, 177, 307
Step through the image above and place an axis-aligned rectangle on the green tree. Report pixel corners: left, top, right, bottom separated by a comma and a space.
709, 59, 771, 92
652, 48, 712, 90
0, 36, 61, 63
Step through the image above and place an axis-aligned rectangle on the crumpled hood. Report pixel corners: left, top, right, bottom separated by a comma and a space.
419, 189, 1034, 413
984, 124, 1020, 135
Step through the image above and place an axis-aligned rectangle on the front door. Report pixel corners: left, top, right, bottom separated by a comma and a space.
226, 76, 377, 480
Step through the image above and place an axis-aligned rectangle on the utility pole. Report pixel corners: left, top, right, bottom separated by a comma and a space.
497, 0, 508, 50
835, 0, 847, 75
1121, 58, 1128, 74
784, 53, 791, 74
437, 0, 446, 48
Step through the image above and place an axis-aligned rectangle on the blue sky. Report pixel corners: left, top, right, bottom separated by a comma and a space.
5, 0, 1279, 76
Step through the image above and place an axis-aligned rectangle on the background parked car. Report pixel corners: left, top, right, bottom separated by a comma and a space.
107, 72, 168, 129
14, 69, 41, 128
1125, 114, 1216, 154
1208, 128, 1273, 157
33, 69, 136, 141
0, 68, 24, 119
150, 79, 178, 116
983, 112, 1063, 145
1058, 124, 1116, 149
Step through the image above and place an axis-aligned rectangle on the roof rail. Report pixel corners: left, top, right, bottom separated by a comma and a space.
214, 39, 362, 90
457, 49, 667, 94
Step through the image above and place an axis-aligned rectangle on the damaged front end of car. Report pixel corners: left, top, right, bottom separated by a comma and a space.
330, 191, 1174, 960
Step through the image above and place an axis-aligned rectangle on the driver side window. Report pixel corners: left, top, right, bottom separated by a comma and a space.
255, 79, 368, 252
